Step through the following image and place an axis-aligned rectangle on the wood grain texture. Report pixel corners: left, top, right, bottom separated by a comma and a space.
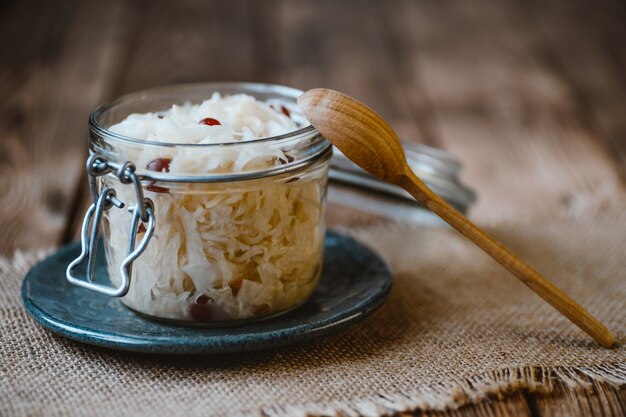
525, 0, 626, 178
118, 0, 255, 91
376, 0, 626, 223
414, 392, 533, 417
299, 88, 409, 183
1, 0, 624, 415
0, 0, 142, 254
532, 380, 626, 417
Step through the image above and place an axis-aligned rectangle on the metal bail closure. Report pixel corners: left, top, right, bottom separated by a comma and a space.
66, 155, 156, 297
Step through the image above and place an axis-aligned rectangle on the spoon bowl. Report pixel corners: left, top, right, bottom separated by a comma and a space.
298, 89, 408, 183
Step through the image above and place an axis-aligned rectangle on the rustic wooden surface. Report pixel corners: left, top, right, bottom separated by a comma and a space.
0, 0, 624, 416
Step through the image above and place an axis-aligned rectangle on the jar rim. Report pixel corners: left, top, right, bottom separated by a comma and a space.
89, 82, 331, 183
89, 82, 318, 148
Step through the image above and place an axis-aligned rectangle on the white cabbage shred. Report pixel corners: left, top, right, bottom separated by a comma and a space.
102, 93, 326, 322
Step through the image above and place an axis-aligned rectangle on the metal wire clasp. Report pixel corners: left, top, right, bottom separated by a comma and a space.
66, 154, 156, 297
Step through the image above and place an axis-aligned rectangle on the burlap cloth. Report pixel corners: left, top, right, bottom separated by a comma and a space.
1, 207, 624, 417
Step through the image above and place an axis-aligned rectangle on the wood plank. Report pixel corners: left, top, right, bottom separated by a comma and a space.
0, 0, 143, 255
286, 0, 429, 143
119, 0, 255, 92
399, 392, 534, 417
377, 0, 626, 223
0, 0, 78, 255
523, 0, 626, 179
532, 381, 626, 417
400, 383, 626, 417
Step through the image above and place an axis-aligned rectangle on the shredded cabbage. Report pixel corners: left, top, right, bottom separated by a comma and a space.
102, 94, 326, 322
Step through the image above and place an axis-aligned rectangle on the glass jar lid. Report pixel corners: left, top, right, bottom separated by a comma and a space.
330, 141, 476, 213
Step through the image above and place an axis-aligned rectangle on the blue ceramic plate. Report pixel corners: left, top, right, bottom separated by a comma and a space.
21, 231, 392, 354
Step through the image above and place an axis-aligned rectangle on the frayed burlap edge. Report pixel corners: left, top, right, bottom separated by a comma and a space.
253, 363, 626, 417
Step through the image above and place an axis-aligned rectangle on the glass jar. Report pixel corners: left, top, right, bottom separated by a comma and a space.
67, 83, 332, 325
327, 142, 475, 227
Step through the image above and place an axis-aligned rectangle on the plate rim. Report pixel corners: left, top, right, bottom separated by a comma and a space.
21, 231, 393, 355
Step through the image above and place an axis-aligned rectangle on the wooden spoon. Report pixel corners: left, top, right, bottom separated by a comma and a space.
298, 88, 615, 348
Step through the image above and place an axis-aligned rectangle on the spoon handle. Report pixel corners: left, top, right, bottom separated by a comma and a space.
400, 169, 615, 348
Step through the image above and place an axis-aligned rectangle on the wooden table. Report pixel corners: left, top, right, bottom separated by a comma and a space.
1, 0, 624, 415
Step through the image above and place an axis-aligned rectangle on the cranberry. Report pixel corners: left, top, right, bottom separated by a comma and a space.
146, 158, 171, 173
146, 183, 169, 193
252, 304, 271, 316
145, 158, 171, 193
270, 104, 291, 118
190, 304, 212, 321
190, 294, 216, 321
199, 117, 221, 126
195, 294, 210, 305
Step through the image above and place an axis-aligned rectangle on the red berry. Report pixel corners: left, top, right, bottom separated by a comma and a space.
145, 158, 171, 193
199, 117, 221, 126
146, 158, 171, 173
190, 294, 216, 321
195, 294, 210, 305
190, 304, 212, 321
146, 183, 169, 193
252, 304, 271, 316
270, 104, 291, 118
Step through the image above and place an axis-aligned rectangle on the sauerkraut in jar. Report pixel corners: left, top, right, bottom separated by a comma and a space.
88, 83, 331, 324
